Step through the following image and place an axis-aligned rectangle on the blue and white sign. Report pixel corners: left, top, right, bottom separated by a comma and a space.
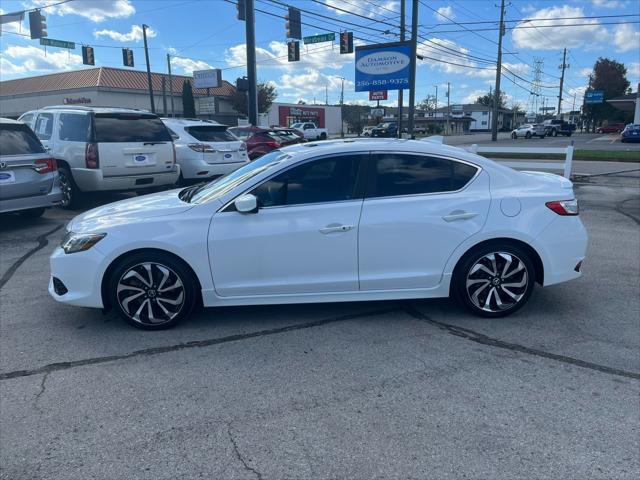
355, 42, 412, 92
585, 90, 604, 104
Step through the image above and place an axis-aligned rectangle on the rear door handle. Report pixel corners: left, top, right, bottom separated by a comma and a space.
442, 212, 478, 222
319, 224, 354, 234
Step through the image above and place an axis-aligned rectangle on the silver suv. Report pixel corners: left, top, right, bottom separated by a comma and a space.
19, 107, 180, 208
0, 118, 62, 217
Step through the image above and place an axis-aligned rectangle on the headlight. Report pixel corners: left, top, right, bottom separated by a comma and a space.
61, 232, 106, 254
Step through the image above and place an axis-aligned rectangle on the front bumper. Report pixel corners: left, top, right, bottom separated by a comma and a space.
48, 245, 106, 308
73, 166, 180, 192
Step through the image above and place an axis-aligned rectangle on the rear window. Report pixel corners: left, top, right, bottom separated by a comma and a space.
0, 124, 46, 155
94, 113, 172, 143
185, 126, 237, 142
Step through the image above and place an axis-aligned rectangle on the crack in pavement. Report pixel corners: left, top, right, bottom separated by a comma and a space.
33, 372, 49, 413
227, 422, 263, 480
0, 307, 399, 381
402, 303, 640, 380
0, 223, 64, 291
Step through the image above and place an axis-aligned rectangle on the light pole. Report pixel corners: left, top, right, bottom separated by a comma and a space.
433, 85, 438, 111
142, 24, 155, 113
340, 77, 345, 138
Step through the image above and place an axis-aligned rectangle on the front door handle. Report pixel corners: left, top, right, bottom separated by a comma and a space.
442, 211, 478, 222
319, 224, 354, 234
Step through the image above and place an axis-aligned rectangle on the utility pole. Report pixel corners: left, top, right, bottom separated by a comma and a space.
167, 54, 175, 117
407, 0, 418, 138
557, 48, 569, 118
446, 82, 450, 135
571, 92, 576, 123
161, 76, 167, 116
433, 84, 438, 112
340, 77, 344, 138
491, 0, 505, 141
245, 0, 258, 125
325, 84, 328, 105
142, 24, 155, 114
397, 0, 405, 137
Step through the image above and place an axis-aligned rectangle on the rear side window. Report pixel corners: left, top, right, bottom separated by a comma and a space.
185, 126, 236, 142
58, 113, 91, 142
251, 155, 364, 207
34, 113, 54, 141
0, 124, 46, 155
94, 114, 172, 143
369, 154, 478, 198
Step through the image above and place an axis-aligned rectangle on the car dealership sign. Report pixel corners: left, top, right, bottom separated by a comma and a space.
355, 42, 412, 92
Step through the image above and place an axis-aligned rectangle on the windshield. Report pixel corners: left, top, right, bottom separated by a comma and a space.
185, 126, 237, 142
291, 123, 303, 129
187, 150, 289, 204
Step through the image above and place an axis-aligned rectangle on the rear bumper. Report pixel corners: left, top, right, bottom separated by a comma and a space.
0, 187, 62, 214
72, 166, 180, 192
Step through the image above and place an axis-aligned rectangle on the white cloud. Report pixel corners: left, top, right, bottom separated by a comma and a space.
225, 41, 354, 71
278, 68, 353, 102
170, 56, 212, 74
591, 0, 626, 8
462, 89, 489, 104
29, 0, 135, 23
322, 0, 399, 18
612, 24, 640, 52
579, 67, 593, 78
1, 44, 83, 76
512, 6, 608, 50
94, 25, 155, 42
628, 62, 640, 83
434, 6, 455, 22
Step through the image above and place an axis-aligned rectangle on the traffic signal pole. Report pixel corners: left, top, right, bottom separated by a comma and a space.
397, 0, 405, 138
406, 0, 418, 138
245, 0, 258, 126
142, 24, 155, 114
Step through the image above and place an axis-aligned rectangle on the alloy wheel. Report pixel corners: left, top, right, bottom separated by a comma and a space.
116, 262, 185, 326
58, 169, 73, 207
465, 252, 529, 313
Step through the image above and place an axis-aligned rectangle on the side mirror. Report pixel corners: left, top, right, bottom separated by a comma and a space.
235, 194, 258, 214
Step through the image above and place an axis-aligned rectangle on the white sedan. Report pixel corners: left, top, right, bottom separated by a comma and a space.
49, 139, 587, 329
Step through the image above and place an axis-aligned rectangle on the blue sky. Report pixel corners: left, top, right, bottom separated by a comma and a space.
1, 0, 638, 114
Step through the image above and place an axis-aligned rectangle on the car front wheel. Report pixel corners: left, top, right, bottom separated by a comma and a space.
455, 245, 535, 318
108, 252, 198, 330
525, 132, 532, 139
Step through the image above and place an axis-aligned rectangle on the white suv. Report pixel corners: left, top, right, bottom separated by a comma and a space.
18, 107, 180, 208
161, 118, 248, 184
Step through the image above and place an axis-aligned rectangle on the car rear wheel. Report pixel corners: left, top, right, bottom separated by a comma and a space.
108, 252, 198, 330
454, 245, 535, 318
511, 132, 517, 139
525, 132, 532, 139
58, 166, 83, 209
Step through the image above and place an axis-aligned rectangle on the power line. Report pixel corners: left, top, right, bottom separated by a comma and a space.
425, 20, 640, 34
426, 13, 640, 27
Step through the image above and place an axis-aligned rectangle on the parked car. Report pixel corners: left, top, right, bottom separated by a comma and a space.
542, 119, 574, 137
621, 124, 640, 143
596, 122, 626, 134
18, 107, 180, 208
291, 122, 328, 140
362, 126, 375, 137
228, 126, 284, 160
0, 118, 62, 217
511, 124, 546, 139
162, 118, 248, 185
272, 127, 307, 146
49, 138, 587, 329
371, 122, 398, 137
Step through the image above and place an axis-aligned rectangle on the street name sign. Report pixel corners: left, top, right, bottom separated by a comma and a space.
303, 33, 335, 44
40, 38, 75, 49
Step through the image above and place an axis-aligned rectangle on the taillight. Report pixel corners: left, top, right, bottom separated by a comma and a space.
85, 143, 99, 169
264, 140, 279, 149
33, 158, 57, 174
546, 199, 579, 216
188, 143, 215, 153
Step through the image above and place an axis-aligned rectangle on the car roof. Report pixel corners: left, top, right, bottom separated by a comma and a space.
161, 118, 225, 127
33, 106, 154, 114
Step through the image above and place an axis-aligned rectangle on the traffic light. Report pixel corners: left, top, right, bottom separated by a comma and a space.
82, 46, 95, 66
28, 10, 47, 39
285, 6, 301, 40
236, 77, 249, 92
237, 0, 246, 21
339, 31, 353, 54
122, 48, 134, 67
287, 41, 300, 62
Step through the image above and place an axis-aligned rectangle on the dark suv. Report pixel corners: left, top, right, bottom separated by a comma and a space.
371, 122, 398, 138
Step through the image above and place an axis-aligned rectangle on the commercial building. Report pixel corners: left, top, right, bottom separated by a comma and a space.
433, 104, 525, 132
259, 102, 343, 135
0, 67, 238, 124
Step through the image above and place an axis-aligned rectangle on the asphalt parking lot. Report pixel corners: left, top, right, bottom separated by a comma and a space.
1, 171, 639, 479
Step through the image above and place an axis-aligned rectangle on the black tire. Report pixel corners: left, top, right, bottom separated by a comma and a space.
18, 207, 45, 218
320, 132, 327, 140
511, 132, 517, 139
107, 251, 198, 330
453, 243, 536, 318
553, 129, 558, 137
525, 132, 532, 139
58, 166, 83, 209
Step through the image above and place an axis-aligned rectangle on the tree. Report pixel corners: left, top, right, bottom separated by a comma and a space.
476, 89, 506, 109
417, 95, 437, 111
182, 80, 196, 117
341, 104, 370, 134
583, 57, 631, 129
231, 82, 278, 116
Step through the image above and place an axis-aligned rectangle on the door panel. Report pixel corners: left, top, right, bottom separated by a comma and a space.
210, 202, 362, 296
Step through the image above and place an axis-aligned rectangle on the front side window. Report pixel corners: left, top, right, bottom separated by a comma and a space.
58, 113, 91, 142
368, 153, 478, 198
34, 113, 54, 141
94, 113, 171, 143
251, 155, 364, 208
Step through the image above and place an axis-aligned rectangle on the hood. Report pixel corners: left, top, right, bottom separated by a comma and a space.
68, 188, 195, 233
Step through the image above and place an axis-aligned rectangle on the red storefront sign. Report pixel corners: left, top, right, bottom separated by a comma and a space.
369, 91, 388, 101
279, 106, 325, 128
